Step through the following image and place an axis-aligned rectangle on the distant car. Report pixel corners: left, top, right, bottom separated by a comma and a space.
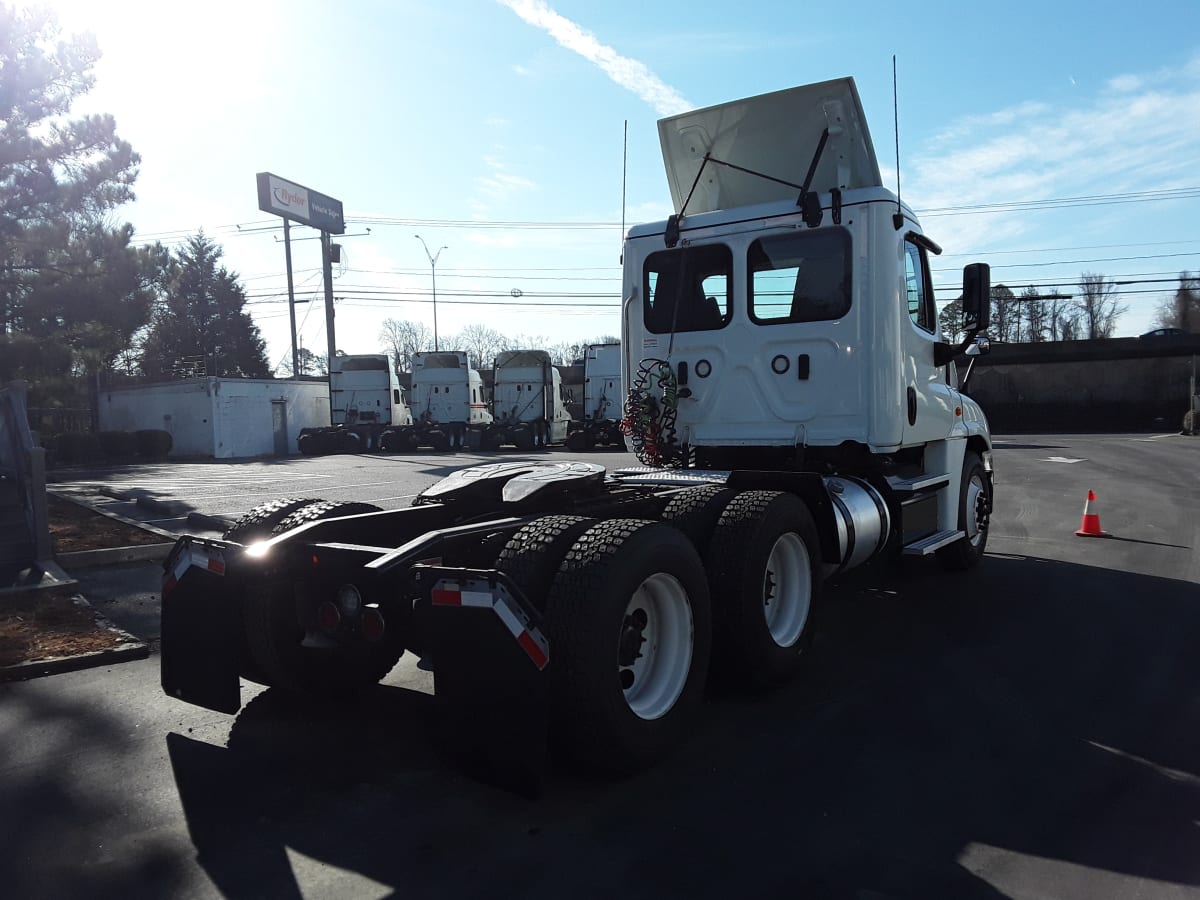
1139, 327, 1188, 338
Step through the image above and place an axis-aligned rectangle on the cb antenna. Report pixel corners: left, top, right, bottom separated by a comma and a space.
892, 54, 904, 230
620, 119, 628, 263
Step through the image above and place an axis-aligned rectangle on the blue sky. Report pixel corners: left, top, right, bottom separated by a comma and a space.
37, 0, 1200, 370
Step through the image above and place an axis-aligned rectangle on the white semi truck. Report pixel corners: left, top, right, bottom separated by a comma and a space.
296, 354, 412, 455
565, 342, 624, 450
162, 77, 993, 784
483, 350, 572, 450
382, 351, 493, 451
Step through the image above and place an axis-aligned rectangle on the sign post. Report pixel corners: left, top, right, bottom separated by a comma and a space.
256, 173, 345, 413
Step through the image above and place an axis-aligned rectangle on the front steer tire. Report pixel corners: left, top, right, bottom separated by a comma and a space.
937, 451, 991, 572
544, 519, 711, 774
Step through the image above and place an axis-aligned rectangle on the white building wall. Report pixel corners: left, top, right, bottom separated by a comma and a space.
98, 378, 330, 459
98, 380, 215, 456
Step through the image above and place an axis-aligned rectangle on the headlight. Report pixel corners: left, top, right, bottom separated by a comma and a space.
336, 584, 362, 616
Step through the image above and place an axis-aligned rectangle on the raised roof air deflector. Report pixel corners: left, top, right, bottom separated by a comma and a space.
658, 77, 882, 215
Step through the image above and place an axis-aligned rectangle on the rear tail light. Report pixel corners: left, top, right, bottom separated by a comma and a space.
362, 606, 386, 642
316, 601, 341, 633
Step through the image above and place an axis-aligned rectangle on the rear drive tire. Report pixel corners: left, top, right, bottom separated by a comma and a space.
271, 500, 383, 537
223, 497, 321, 544
496, 515, 596, 611
544, 519, 710, 773
937, 451, 991, 571
706, 491, 821, 688
660, 483, 739, 557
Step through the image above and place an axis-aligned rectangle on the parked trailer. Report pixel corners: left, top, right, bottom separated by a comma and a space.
296, 354, 412, 455
482, 350, 573, 450
162, 77, 994, 785
381, 351, 493, 451
566, 342, 624, 450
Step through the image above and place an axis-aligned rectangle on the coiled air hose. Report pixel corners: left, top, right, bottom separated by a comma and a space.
620, 358, 682, 467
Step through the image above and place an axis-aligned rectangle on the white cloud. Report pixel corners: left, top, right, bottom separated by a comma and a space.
474, 156, 537, 201
906, 61, 1200, 257
1108, 74, 1143, 93
498, 0, 691, 116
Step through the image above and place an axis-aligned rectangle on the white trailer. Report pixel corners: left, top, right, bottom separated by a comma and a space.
386, 351, 492, 451
484, 350, 572, 449
163, 77, 994, 784
296, 354, 412, 455
565, 342, 623, 450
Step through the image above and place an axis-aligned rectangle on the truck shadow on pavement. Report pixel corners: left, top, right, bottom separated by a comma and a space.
164, 553, 1200, 900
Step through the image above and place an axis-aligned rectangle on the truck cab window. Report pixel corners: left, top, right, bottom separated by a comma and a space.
644, 243, 732, 334
748, 229, 850, 324
904, 240, 936, 332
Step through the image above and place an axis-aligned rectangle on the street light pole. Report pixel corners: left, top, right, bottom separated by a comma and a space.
414, 235, 448, 352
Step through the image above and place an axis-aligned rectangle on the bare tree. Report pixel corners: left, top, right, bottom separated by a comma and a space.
548, 334, 622, 365
937, 298, 964, 343
1155, 271, 1199, 333
989, 285, 1020, 342
450, 323, 508, 370
1020, 286, 1048, 343
277, 347, 326, 376
379, 318, 432, 372
1074, 272, 1126, 339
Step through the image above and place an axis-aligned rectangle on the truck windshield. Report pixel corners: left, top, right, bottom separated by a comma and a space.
643, 244, 732, 334
748, 228, 851, 324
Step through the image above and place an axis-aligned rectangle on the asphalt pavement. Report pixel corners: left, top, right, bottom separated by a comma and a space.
3, 434, 1198, 899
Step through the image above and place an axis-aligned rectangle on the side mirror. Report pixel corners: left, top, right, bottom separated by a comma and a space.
961, 263, 991, 333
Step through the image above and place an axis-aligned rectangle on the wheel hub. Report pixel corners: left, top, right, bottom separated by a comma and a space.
619, 608, 649, 668
618, 572, 694, 721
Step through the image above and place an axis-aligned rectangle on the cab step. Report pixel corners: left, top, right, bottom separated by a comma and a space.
888, 473, 951, 493
902, 529, 964, 555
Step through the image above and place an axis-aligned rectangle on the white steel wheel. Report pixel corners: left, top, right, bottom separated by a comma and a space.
705, 490, 823, 688
619, 572, 694, 720
937, 451, 991, 571
964, 471, 988, 547
762, 531, 812, 648
543, 518, 711, 773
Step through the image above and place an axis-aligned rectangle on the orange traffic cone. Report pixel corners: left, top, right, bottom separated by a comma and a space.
1075, 490, 1109, 538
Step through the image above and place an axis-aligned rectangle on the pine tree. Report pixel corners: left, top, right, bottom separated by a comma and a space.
140, 234, 269, 378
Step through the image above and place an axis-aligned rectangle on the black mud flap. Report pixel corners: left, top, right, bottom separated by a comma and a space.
424, 568, 550, 798
160, 538, 242, 715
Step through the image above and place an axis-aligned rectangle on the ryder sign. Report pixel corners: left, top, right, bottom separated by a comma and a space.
256, 172, 345, 234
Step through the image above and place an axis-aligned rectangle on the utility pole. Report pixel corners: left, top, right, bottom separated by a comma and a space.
414, 234, 447, 352
283, 219, 299, 377
321, 231, 337, 414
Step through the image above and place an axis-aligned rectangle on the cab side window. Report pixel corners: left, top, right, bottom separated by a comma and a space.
904, 240, 936, 333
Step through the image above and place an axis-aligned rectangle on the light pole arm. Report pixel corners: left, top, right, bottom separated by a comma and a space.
414, 234, 448, 353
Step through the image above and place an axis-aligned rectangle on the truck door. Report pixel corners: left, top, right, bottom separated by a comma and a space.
899, 237, 958, 446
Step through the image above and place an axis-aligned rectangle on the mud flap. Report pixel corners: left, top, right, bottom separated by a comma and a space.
161, 539, 242, 715
424, 569, 549, 797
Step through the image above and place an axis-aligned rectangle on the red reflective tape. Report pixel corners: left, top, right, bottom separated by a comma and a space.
206, 556, 225, 575
431, 588, 462, 606
517, 631, 549, 669
163, 574, 177, 597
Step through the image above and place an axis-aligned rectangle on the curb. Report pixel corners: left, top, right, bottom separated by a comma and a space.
48, 489, 180, 569
0, 595, 150, 683
50, 489, 178, 541
56, 543, 175, 568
